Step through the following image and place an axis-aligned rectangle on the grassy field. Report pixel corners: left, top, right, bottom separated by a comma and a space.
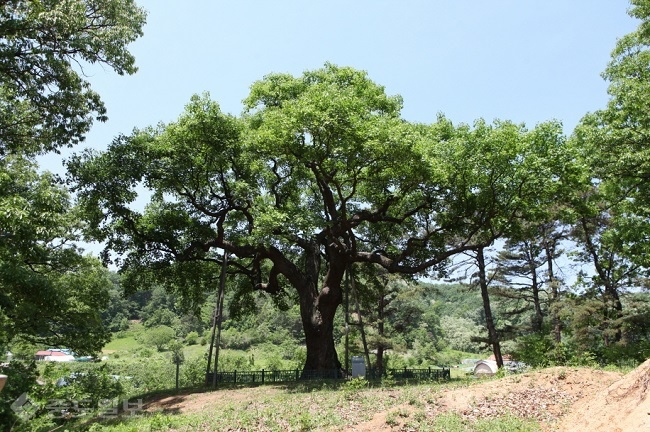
68, 377, 540, 432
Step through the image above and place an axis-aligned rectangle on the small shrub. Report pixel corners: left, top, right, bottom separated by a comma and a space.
385, 411, 399, 427
343, 377, 368, 391
567, 351, 598, 368
513, 333, 555, 367
137, 347, 154, 358
264, 354, 283, 371
298, 411, 314, 431
218, 351, 250, 371
148, 413, 177, 430
185, 331, 199, 345
342, 377, 368, 401
181, 356, 208, 387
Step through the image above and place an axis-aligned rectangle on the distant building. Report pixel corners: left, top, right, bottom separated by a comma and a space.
35, 349, 75, 362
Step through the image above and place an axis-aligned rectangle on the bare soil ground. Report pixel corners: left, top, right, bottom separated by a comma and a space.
144, 360, 650, 431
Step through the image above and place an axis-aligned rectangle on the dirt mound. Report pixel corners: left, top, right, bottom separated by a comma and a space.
428, 363, 649, 432
350, 367, 622, 431
555, 359, 650, 432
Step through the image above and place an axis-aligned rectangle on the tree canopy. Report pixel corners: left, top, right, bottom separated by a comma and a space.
68, 64, 568, 372
0, 155, 112, 353
0, 0, 146, 156
574, 0, 650, 269
0, 0, 146, 354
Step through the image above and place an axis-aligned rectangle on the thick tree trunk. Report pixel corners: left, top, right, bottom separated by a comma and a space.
301, 304, 342, 375
477, 247, 503, 368
298, 252, 344, 376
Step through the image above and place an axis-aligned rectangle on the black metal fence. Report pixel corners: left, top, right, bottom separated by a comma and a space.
205, 366, 450, 386
384, 367, 450, 380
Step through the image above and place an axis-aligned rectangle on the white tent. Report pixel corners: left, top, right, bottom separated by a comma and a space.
474, 360, 498, 376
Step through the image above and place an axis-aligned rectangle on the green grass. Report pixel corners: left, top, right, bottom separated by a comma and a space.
65, 379, 542, 432
52, 326, 491, 430
428, 413, 541, 432
103, 335, 141, 353
181, 343, 207, 359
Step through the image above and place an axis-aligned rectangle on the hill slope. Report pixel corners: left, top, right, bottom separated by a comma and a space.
137, 362, 650, 431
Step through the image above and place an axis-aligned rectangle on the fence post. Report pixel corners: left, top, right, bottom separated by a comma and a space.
262, 369, 265, 384
234, 370, 237, 384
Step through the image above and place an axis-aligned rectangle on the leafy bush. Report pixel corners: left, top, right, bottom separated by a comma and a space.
43, 365, 125, 407
381, 370, 396, 388
143, 325, 176, 351
107, 359, 175, 392
2, 362, 129, 432
217, 351, 250, 371
135, 347, 153, 358
342, 377, 368, 400
220, 328, 255, 350
185, 331, 199, 345
512, 333, 556, 367
0, 361, 42, 431
181, 356, 208, 387
264, 354, 284, 371
434, 349, 466, 366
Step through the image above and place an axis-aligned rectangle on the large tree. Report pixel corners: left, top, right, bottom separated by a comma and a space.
0, 0, 145, 353
573, 0, 650, 269
69, 66, 501, 373
444, 119, 569, 366
69, 65, 567, 373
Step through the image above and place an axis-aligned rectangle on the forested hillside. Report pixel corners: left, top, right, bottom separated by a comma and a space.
99, 267, 650, 371
99, 275, 487, 368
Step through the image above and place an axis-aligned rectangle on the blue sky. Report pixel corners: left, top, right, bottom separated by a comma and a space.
41, 0, 638, 174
